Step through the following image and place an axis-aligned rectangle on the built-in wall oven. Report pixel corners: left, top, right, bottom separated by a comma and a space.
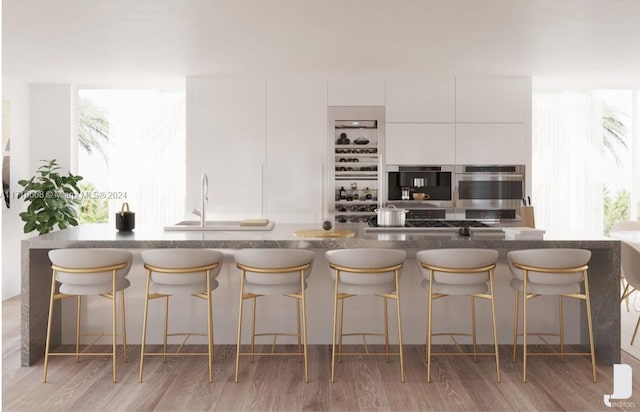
454, 165, 525, 221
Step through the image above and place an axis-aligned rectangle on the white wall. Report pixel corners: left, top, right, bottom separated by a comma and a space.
2, 82, 73, 300
2, 77, 31, 299
29, 84, 72, 171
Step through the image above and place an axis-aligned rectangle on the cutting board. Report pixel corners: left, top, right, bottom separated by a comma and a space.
293, 229, 356, 238
240, 219, 270, 227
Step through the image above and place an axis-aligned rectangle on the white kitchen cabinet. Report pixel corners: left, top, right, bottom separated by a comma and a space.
385, 77, 455, 123
386, 123, 455, 165
455, 123, 526, 164
327, 76, 385, 106
456, 77, 531, 123
266, 77, 327, 223
186, 76, 265, 220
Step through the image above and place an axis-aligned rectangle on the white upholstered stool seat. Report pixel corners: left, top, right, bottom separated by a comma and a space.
325, 248, 407, 383
507, 248, 596, 383
417, 248, 500, 383
139, 249, 223, 383
44, 249, 133, 383
234, 248, 315, 383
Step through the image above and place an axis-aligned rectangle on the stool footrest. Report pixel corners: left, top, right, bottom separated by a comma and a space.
333, 352, 401, 356
429, 352, 498, 357
142, 352, 211, 357
238, 352, 303, 356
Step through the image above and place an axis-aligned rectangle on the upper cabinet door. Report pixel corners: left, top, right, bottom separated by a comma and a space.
266, 77, 327, 223
328, 76, 385, 106
386, 123, 455, 165
455, 123, 526, 164
456, 77, 531, 123
385, 77, 455, 123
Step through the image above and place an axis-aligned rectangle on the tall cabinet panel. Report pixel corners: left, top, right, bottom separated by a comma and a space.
186, 76, 265, 220
266, 77, 327, 223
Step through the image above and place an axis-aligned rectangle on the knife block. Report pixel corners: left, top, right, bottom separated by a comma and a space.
520, 206, 535, 228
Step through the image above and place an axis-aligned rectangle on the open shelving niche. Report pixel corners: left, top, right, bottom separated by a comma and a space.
333, 123, 380, 223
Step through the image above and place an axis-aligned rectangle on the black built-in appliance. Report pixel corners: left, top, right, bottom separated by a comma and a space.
387, 165, 453, 206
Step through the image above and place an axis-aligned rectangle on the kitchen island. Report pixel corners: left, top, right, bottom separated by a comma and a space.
21, 223, 620, 367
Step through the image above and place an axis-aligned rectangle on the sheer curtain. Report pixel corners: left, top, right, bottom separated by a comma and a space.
79, 90, 185, 229
532, 92, 604, 238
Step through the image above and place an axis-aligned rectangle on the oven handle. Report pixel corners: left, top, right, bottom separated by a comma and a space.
456, 173, 524, 180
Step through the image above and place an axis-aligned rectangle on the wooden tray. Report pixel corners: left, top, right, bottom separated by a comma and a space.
240, 219, 270, 226
293, 229, 356, 238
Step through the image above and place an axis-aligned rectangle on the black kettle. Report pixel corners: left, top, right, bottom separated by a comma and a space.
116, 202, 135, 231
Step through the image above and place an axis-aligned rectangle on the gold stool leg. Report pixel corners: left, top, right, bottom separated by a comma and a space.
471, 295, 477, 363
489, 269, 501, 383
76, 295, 82, 363
559, 296, 564, 363
235, 271, 246, 383
583, 270, 597, 383
139, 269, 152, 383
513, 289, 519, 363
395, 270, 405, 383
163, 296, 169, 363
206, 271, 214, 383
300, 269, 309, 383
427, 271, 434, 383
111, 270, 118, 383
43, 270, 57, 383
632, 315, 640, 345
622, 279, 631, 312
250, 296, 257, 363
384, 296, 390, 362
296, 298, 301, 358
331, 270, 340, 383
339, 297, 345, 363
522, 272, 528, 383
121, 289, 128, 363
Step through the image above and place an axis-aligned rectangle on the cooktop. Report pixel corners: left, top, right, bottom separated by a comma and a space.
368, 218, 490, 228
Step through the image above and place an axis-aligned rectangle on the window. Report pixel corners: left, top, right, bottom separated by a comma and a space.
77, 89, 185, 228
532, 89, 637, 237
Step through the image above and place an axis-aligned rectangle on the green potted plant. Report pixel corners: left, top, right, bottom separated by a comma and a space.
18, 159, 83, 234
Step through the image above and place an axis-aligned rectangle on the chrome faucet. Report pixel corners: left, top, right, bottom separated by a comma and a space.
192, 173, 208, 227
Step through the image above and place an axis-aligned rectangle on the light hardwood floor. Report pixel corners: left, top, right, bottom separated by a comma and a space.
3, 295, 640, 411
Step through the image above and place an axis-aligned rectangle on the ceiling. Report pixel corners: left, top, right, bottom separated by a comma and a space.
3, 0, 640, 87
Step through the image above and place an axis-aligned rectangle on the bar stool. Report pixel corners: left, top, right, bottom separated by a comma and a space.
612, 221, 640, 311
234, 249, 315, 383
139, 249, 223, 383
325, 248, 406, 383
417, 248, 500, 383
508, 248, 596, 383
44, 249, 133, 383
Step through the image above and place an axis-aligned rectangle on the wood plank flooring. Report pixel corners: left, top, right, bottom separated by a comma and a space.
4, 295, 640, 411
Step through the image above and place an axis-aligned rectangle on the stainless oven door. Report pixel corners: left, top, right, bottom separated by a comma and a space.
455, 172, 524, 210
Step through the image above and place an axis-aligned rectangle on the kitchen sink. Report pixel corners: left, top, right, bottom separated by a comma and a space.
164, 220, 275, 231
